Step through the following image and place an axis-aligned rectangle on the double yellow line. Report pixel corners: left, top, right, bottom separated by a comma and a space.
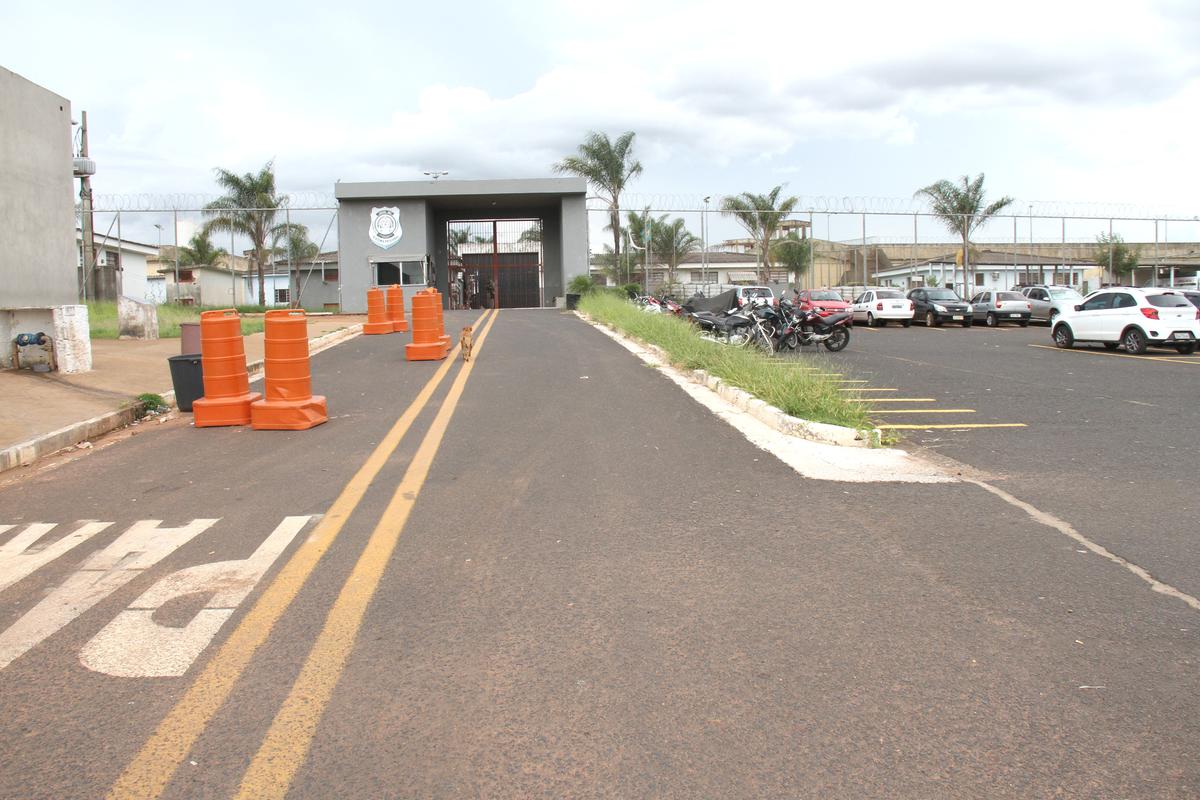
109, 308, 499, 800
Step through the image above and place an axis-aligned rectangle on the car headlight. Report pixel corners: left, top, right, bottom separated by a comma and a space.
933, 304, 947, 313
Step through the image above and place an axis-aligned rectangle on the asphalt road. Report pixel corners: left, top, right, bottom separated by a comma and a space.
827, 320, 1200, 599
0, 310, 1198, 798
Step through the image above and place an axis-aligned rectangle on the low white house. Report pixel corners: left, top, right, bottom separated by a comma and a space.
875, 250, 1101, 295
76, 230, 160, 304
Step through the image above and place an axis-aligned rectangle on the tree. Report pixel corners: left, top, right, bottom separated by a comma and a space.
771, 231, 811, 286
177, 230, 226, 267
518, 226, 542, 243
915, 174, 1012, 297
553, 131, 643, 281
272, 227, 318, 308
652, 217, 700, 290
1094, 232, 1140, 282
721, 186, 799, 283
203, 160, 305, 307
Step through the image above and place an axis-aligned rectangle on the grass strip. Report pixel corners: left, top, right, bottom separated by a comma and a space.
87, 302, 267, 339
579, 292, 872, 430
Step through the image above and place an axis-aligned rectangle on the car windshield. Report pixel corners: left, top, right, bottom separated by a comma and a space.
1048, 288, 1083, 300
926, 290, 960, 301
997, 292, 1025, 301
809, 291, 842, 301
743, 288, 771, 298
1147, 293, 1192, 308
877, 290, 904, 299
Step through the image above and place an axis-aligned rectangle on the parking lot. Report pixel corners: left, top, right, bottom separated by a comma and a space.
787, 319, 1200, 599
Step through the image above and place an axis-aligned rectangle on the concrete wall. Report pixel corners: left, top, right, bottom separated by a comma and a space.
337, 198, 430, 313
559, 194, 588, 297
0, 69, 77, 307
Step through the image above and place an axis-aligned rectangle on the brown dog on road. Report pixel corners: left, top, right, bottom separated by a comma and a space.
460, 325, 474, 362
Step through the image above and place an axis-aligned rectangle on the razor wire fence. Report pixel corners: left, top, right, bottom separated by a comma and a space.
586, 201, 1200, 302
78, 202, 339, 310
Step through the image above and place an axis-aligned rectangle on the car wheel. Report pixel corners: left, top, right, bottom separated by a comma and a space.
1103, 342, 1119, 350
986, 312, 997, 327
901, 319, 911, 328
866, 313, 876, 327
879, 319, 888, 327
1053, 324, 1074, 349
925, 311, 938, 327
1177, 342, 1197, 355
1122, 327, 1148, 355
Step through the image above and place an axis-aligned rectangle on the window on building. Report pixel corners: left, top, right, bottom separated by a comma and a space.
975, 273, 985, 286
321, 268, 339, 282
274, 288, 290, 304
177, 270, 194, 283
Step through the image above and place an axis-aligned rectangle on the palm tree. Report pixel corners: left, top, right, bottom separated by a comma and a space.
177, 230, 226, 267
653, 218, 700, 290
915, 174, 1012, 297
553, 131, 643, 279
203, 160, 305, 306
721, 186, 799, 283
625, 207, 664, 288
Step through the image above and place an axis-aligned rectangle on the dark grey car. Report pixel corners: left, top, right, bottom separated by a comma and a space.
907, 288, 972, 327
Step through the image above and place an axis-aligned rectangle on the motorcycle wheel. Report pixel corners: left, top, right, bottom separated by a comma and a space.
823, 327, 850, 352
782, 331, 799, 350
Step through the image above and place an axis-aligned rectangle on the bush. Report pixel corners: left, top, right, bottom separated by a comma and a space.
568, 275, 596, 296
579, 292, 871, 430
619, 282, 642, 299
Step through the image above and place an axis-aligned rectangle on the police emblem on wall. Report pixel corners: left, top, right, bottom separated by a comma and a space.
369, 207, 402, 249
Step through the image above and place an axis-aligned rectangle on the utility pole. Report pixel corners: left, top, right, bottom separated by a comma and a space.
78, 110, 99, 300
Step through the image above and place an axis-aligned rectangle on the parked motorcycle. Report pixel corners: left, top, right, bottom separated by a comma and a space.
778, 299, 852, 352
688, 298, 775, 352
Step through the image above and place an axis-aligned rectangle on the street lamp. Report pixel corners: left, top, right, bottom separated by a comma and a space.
703, 196, 711, 291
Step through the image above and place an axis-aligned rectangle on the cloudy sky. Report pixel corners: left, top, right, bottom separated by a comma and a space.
4, 0, 1198, 246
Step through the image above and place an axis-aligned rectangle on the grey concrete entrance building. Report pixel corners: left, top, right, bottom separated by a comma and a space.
334, 178, 588, 312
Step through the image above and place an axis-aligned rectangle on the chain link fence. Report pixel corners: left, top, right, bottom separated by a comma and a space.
587, 199, 1200, 302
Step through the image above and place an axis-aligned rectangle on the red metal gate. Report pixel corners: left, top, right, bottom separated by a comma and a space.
447, 219, 543, 309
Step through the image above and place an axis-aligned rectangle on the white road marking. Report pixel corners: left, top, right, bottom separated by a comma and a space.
81, 516, 312, 677
0, 521, 113, 594
968, 479, 1200, 613
0, 519, 218, 671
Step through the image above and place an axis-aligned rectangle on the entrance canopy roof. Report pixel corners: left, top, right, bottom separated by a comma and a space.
334, 177, 586, 211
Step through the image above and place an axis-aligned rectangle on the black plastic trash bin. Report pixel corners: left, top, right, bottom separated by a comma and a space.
168, 354, 204, 412
565, 293, 581, 311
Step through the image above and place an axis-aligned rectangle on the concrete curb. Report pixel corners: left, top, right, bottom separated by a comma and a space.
0, 324, 364, 475
576, 311, 880, 448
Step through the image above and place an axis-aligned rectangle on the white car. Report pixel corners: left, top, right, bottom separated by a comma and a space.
850, 289, 914, 327
1051, 287, 1200, 354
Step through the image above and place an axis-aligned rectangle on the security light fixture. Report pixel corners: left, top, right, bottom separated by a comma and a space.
423, 170, 449, 181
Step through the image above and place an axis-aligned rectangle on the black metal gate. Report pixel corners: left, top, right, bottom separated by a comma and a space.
447, 219, 543, 309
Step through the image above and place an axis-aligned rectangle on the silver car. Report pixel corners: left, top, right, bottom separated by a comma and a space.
1021, 285, 1084, 324
969, 291, 1032, 326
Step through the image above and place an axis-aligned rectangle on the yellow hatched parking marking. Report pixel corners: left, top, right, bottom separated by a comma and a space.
1028, 344, 1200, 366
873, 409, 976, 414
877, 423, 1027, 430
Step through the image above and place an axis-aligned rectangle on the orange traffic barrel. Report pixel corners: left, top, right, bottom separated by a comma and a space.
251, 310, 328, 430
363, 287, 393, 334
386, 284, 409, 332
405, 290, 446, 361
192, 309, 261, 427
432, 289, 451, 352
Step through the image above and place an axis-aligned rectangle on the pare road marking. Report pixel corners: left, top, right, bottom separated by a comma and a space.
0, 519, 218, 671
0, 521, 113, 594
80, 516, 311, 678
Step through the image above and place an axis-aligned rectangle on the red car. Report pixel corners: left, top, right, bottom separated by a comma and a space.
795, 290, 852, 320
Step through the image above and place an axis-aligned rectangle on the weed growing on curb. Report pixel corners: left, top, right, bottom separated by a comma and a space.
579, 293, 873, 430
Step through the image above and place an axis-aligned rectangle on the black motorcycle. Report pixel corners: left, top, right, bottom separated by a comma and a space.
778, 299, 852, 352
687, 300, 775, 352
